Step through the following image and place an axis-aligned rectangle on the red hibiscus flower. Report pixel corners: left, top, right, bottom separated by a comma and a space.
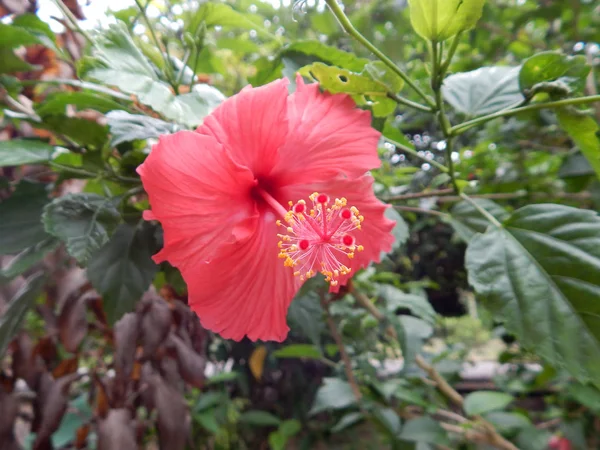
137, 75, 395, 342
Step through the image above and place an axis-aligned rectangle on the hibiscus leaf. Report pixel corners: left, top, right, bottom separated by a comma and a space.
309, 378, 357, 415
465, 204, 600, 385
555, 108, 600, 181
87, 223, 158, 325
449, 199, 510, 242
0, 139, 55, 167
43, 193, 121, 265
519, 52, 590, 96
106, 111, 178, 146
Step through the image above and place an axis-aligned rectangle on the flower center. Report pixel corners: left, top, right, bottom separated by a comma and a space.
277, 192, 364, 286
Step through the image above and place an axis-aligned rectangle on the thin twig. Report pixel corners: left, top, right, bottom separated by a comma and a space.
394, 205, 448, 217
321, 296, 362, 401
436, 191, 592, 203
386, 188, 454, 201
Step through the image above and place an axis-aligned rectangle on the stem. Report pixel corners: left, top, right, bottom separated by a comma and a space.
436, 191, 592, 202
51, 0, 94, 45
325, 0, 435, 108
387, 92, 432, 113
460, 193, 503, 228
386, 188, 454, 201
443, 137, 460, 192
439, 32, 462, 77
50, 162, 98, 178
384, 138, 449, 173
18, 79, 133, 101
321, 296, 362, 401
394, 205, 448, 218
174, 49, 192, 87
451, 95, 600, 135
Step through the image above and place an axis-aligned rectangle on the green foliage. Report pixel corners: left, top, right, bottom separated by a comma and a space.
519, 52, 590, 96
463, 391, 513, 416
0, 139, 54, 167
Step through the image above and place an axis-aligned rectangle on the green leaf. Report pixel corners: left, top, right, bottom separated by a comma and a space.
197, 411, 220, 433
268, 419, 301, 450
442, 66, 524, 116
0, 238, 59, 283
251, 40, 368, 86
484, 412, 531, 434
273, 344, 321, 359
36, 91, 124, 116
558, 152, 595, 179
193, 392, 225, 412
556, 108, 600, 181
0, 272, 45, 357
331, 412, 363, 433
0, 139, 54, 167
174, 84, 225, 127
239, 410, 282, 427
400, 417, 450, 446
106, 111, 177, 146
386, 208, 410, 254
449, 199, 510, 242
378, 285, 436, 324
392, 316, 433, 369
87, 223, 158, 325
51, 395, 93, 448
38, 116, 109, 148
515, 428, 553, 450
372, 407, 402, 438
407, 0, 486, 42
302, 62, 397, 117
465, 204, 600, 385
309, 378, 357, 415
287, 291, 324, 346
43, 193, 121, 265
567, 383, 600, 413
463, 391, 513, 416
519, 52, 590, 96
0, 23, 39, 48
364, 61, 404, 94
0, 181, 51, 255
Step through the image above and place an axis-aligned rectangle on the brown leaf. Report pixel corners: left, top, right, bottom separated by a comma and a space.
139, 295, 172, 360
52, 357, 79, 378
151, 374, 188, 450
97, 409, 137, 450
94, 377, 110, 418
75, 424, 90, 449
33, 373, 79, 450
32, 336, 57, 368
168, 334, 205, 388
11, 333, 44, 388
0, 388, 18, 440
113, 313, 139, 380
58, 291, 90, 353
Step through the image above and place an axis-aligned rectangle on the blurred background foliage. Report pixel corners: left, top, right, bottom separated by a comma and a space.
1, 0, 600, 449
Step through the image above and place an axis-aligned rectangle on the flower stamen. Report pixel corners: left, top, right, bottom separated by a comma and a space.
277, 192, 364, 286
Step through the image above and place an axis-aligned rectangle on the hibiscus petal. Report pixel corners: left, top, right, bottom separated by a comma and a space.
270, 75, 381, 185
280, 175, 395, 291
137, 130, 256, 269
196, 78, 290, 178
183, 211, 302, 342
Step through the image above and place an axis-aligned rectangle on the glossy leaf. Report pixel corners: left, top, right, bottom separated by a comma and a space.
442, 66, 524, 116
519, 52, 590, 96
556, 109, 600, 180
466, 204, 600, 384
0, 139, 54, 167
36, 91, 125, 116
43, 193, 121, 264
463, 391, 513, 416
408, 0, 486, 41
87, 224, 158, 324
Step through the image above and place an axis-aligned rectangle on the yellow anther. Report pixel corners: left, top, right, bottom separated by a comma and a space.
348, 253, 354, 259
357, 245, 364, 252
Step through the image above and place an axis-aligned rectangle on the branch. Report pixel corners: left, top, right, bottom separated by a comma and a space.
321, 296, 362, 401
394, 205, 448, 217
451, 95, 600, 135
435, 191, 592, 203
386, 188, 454, 201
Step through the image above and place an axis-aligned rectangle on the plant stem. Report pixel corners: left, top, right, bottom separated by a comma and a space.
321, 296, 362, 401
386, 188, 454, 201
325, 0, 435, 108
387, 92, 432, 113
436, 191, 592, 202
384, 138, 449, 173
51, 0, 94, 45
459, 193, 503, 228
451, 95, 600, 135
394, 205, 448, 217
439, 32, 462, 77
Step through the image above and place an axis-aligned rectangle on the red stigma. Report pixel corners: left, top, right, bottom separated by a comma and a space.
317, 194, 329, 204
299, 239, 310, 250
342, 234, 355, 246
341, 209, 352, 219
293, 203, 305, 213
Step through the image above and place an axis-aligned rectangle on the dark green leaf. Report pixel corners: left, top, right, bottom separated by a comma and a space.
331, 412, 363, 433
0, 181, 51, 255
43, 193, 121, 264
0, 139, 54, 167
0, 272, 45, 357
515, 428, 553, 450
309, 378, 357, 415
392, 316, 433, 369
239, 410, 282, 427
567, 383, 600, 413
106, 111, 177, 145
556, 108, 600, 180
287, 291, 324, 346
0, 47, 37, 74
0, 23, 39, 48
193, 392, 225, 412
38, 115, 109, 148
400, 417, 450, 446
442, 66, 524, 116
273, 344, 321, 359
408, 0, 485, 41
0, 238, 59, 283
87, 223, 158, 324
558, 152, 595, 179
386, 208, 410, 253
484, 412, 531, 434
36, 91, 124, 116
463, 391, 513, 416
378, 285, 436, 324
372, 407, 402, 438
449, 199, 510, 242
519, 52, 590, 96
465, 204, 600, 385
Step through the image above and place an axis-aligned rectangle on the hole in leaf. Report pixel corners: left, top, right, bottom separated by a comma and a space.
338, 75, 348, 83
